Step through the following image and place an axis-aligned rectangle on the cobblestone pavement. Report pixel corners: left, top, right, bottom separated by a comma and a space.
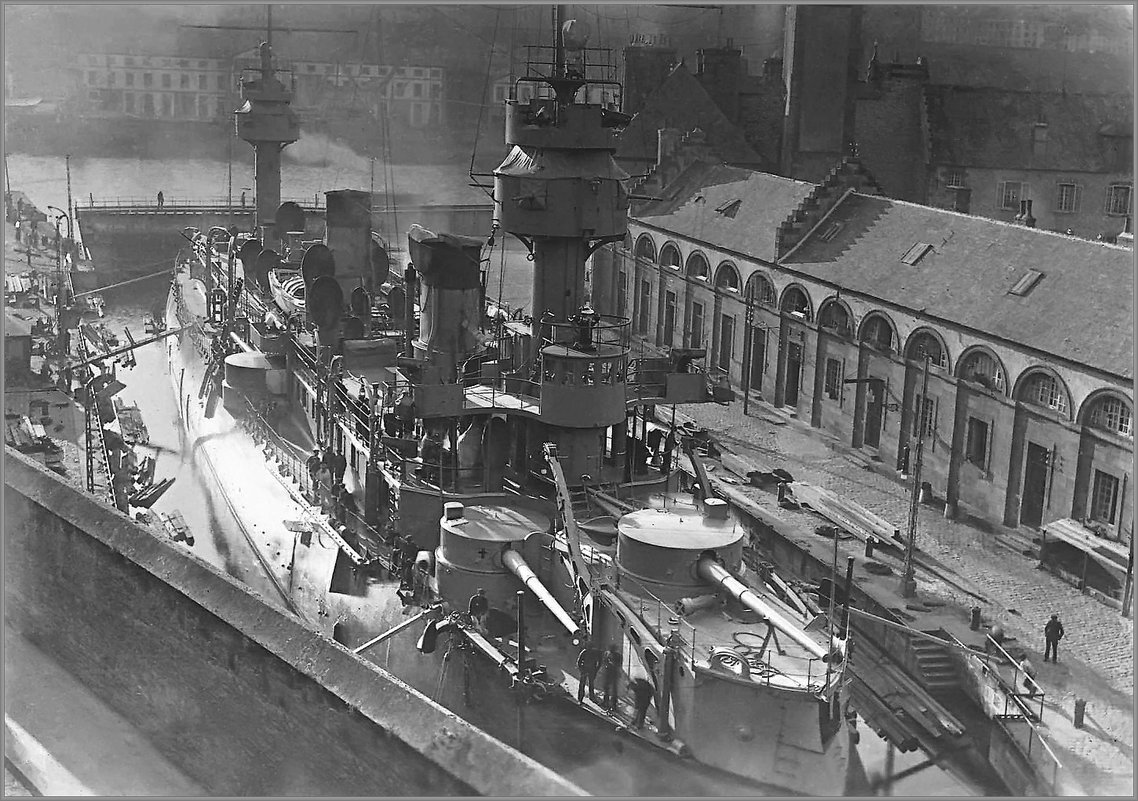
677, 399, 1134, 794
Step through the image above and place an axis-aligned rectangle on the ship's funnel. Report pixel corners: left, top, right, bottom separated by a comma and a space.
697, 557, 841, 663
502, 548, 583, 646
407, 224, 484, 383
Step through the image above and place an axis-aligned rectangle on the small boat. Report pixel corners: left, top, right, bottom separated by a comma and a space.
268, 268, 305, 317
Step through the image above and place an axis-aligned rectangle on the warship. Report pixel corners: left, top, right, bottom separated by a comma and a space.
161, 10, 863, 794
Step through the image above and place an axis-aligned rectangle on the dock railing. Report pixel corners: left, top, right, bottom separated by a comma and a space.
942, 629, 1062, 792
83, 195, 325, 211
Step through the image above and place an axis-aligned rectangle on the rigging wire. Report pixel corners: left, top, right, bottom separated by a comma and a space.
469, 7, 503, 182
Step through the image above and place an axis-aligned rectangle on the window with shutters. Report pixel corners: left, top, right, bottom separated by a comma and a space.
718, 314, 735, 372
824, 358, 842, 400
913, 396, 936, 439
965, 416, 991, 469
636, 280, 651, 334
690, 301, 704, 349
1090, 470, 1120, 524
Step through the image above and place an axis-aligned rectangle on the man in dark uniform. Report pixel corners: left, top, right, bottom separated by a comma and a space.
468, 588, 489, 632
629, 676, 656, 729
305, 448, 322, 502
576, 644, 603, 703
1043, 614, 1064, 662
600, 645, 621, 711
330, 449, 347, 484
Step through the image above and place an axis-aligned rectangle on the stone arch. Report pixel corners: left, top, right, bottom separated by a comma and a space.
1013, 366, 1073, 420
714, 261, 741, 292
659, 241, 682, 269
779, 283, 814, 321
685, 250, 710, 279
744, 271, 777, 306
1078, 388, 1134, 438
857, 310, 898, 352
634, 233, 657, 262
904, 327, 951, 371
956, 345, 1008, 395
817, 296, 853, 337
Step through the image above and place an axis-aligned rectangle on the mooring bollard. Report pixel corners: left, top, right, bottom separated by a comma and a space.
1074, 698, 1087, 729
970, 606, 982, 630
864, 537, 876, 558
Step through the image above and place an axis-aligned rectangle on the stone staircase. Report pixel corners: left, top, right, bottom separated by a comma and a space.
910, 632, 961, 694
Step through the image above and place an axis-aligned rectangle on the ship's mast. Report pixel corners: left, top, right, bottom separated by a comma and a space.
494, 4, 628, 347
235, 9, 299, 244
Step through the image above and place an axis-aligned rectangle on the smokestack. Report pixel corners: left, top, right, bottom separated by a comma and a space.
1023, 199, 1036, 228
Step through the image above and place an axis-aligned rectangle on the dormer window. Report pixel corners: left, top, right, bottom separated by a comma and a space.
900, 243, 933, 265
715, 199, 742, 218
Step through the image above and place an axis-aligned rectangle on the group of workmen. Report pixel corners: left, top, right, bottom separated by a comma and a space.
576, 642, 657, 730
304, 444, 357, 528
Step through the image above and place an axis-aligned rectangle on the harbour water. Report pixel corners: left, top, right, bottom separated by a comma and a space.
9, 152, 989, 796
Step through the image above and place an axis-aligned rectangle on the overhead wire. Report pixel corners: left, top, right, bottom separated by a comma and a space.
470, 7, 503, 181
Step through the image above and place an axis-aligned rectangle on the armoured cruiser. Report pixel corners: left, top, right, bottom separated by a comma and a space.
163, 12, 864, 795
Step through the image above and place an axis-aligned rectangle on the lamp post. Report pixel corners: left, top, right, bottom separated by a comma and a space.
46, 205, 71, 358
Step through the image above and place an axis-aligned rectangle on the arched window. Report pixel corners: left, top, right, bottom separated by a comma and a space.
686, 252, 709, 279
860, 313, 894, 352
1087, 394, 1133, 438
818, 300, 851, 336
959, 348, 1005, 392
780, 286, 813, 321
745, 273, 777, 306
715, 262, 740, 291
634, 234, 656, 262
1019, 370, 1070, 416
659, 243, 682, 269
906, 330, 947, 368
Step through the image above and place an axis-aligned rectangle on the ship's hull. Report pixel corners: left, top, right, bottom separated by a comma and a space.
162, 266, 863, 796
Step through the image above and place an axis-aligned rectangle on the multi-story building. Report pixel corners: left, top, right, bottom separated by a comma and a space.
591, 144, 1134, 549
73, 51, 446, 129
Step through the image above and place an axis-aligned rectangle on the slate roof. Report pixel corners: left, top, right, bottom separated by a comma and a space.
919, 43, 1132, 96
780, 192, 1135, 378
616, 63, 763, 168
634, 162, 815, 264
5, 309, 34, 338
926, 87, 1133, 171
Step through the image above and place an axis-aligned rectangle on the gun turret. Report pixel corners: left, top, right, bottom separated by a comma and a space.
502, 548, 584, 646
696, 556, 845, 664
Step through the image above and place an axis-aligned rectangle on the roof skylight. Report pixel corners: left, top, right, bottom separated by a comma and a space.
900, 243, 934, 265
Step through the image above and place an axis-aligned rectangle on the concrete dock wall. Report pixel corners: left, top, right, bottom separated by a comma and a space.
3, 449, 583, 797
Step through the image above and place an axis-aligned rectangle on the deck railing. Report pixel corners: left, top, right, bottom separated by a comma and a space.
82, 195, 326, 211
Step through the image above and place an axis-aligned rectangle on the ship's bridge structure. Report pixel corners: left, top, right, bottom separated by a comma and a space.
236, 41, 300, 242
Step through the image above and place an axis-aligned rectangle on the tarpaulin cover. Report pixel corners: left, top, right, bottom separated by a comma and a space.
494, 146, 629, 181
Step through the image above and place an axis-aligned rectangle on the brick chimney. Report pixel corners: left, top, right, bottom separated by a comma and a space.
623, 46, 677, 117
1118, 215, 1133, 248
1022, 199, 1036, 228
695, 43, 742, 123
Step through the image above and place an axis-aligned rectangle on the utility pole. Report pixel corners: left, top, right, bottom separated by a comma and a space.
741, 299, 755, 416
65, 154, 73, 239
900, 355, 931, 598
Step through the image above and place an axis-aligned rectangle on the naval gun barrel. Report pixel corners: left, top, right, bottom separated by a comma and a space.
697, 557, 841, 663
502, 549, 583, 646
